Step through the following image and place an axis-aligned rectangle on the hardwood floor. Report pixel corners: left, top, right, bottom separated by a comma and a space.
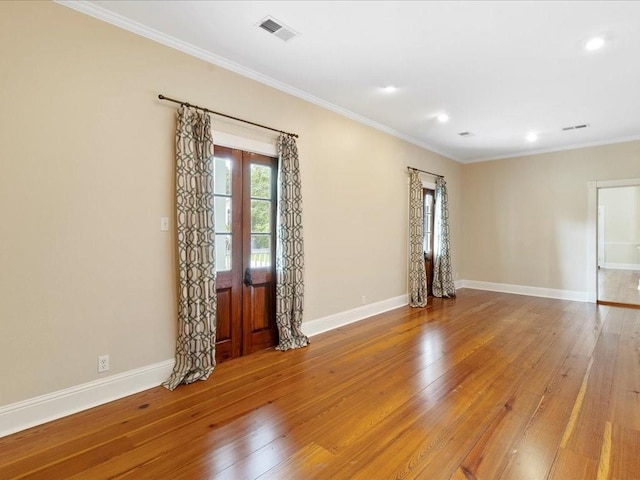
598, 268, 640, 306
1, 289, 639, 479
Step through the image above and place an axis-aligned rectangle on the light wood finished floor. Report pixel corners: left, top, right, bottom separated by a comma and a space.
1, 289, 639, 479
598, 268, 640, 306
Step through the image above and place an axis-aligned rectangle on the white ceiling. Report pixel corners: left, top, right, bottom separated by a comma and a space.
65, 1, 640, 163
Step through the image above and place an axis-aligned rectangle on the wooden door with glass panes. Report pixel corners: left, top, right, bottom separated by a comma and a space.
423, 188, 435, 296
212, 146, 277, 362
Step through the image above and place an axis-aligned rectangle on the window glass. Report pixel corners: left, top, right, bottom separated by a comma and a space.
251, 235, 271, 267
250, 164, 271, 199
215, 234, 232, 271
214, 158, 232, 195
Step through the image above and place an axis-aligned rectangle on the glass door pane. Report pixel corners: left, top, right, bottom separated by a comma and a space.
249, 163, 274, 268
214, 157, 233, 271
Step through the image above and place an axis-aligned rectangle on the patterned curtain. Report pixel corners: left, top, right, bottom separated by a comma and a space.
275, 135, 309, 351
409, 170, 428, 307
432, 177, 456, 298
163, 106, 217, 390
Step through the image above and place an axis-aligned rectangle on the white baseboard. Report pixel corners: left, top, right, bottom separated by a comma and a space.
302, 294, 409, 337
2, 294, 412, 439
2, 295, 413, 438
457, 279, 589, 302
602, 263, 640, 271
0, 359, 175, 439
8, 280, 582, 438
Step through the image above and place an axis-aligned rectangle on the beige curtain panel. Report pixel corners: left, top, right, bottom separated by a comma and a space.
432, 177, 456, 298
408, 170, 428, 307
275, 135, 309, 350
163, 106, 218, 390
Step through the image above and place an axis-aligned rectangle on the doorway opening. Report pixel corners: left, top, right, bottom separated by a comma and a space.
213, 145, 278, 362
423, 187, 435, 296
587, 178, 640, 308
596, 185, 640, 307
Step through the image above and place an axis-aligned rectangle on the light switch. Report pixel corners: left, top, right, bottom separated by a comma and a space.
160, 217, 169, 231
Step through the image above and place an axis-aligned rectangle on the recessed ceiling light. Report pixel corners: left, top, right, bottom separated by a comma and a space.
382, 84, 397, 93
585, 36, 605, 51
526, 132, 538, 142
437, 113, 449, 123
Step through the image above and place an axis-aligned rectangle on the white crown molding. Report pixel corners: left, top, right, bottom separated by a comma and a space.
0, 359, 174, 438
457, 279, 590, 303
464, 134, 640, 164
55, 1, 458, 162
302, 294, 408, 338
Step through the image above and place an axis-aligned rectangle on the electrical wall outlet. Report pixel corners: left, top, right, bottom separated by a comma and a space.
361, 295, 367, 305
98, 354, 110, 373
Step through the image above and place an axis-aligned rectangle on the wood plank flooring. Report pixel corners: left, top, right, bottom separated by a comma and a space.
1, 289, 639, 479
598, 268, 640, 306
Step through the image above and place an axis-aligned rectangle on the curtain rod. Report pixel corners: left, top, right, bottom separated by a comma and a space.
407, 166, 444, 178
158, 94, 298, 138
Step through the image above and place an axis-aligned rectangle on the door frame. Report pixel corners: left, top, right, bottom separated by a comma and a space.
212, 130, 278, 360
213, 130, 277, 157
421, 177, 436, 295
423, 187, 435, 296
587, 177, 640, 303
241, 152, 278, 355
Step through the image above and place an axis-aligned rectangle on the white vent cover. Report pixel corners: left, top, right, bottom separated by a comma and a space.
562, 123, 590, 131
258, 16, 299, 42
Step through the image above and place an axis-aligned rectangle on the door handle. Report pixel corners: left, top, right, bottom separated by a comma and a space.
244, 268, 253, 286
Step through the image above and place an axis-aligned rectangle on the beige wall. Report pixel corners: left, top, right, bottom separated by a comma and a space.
462, 141, 640, 292
0, 2, 462, 406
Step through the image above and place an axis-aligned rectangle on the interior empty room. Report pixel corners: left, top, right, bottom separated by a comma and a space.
1, 1, 639, 479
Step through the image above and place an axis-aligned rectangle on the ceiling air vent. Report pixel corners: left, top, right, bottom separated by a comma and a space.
458, 131, 474, 137
258, 16, 299, 42
562, 123, 590, 131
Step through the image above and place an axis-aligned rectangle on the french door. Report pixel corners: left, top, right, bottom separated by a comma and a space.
423, 188, 435, 296
212, 146, 278, 362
